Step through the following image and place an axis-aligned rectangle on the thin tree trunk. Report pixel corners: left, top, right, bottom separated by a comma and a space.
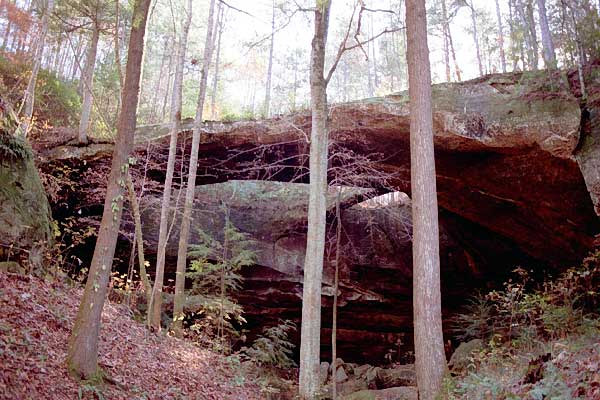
495, 0, 507, 73
525, 0, 539, 70
78, 24, 100, 145
537, 0, 556, 69
168, 0, 217, 334
151, 37, 169, 118
155, 0, 193, 335
2, 19, 11, 51
126, 173, 151, 306
70, 34, 85, 81
331, 188, 342, 400
263, 0, 275, 118
468, 1, 484, 76
442, 0, 461, 81
160, 38, 175, 122
211, 2, 224, 120
114, 0, 124, 92
299, 1, 331, 398
17, 0, 54, 137
66, 0, 151, 379
441, 3, 451, 82
405, 0, 447, 399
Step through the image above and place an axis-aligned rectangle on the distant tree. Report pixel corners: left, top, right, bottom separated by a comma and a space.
152, 0, 193, 336
66, 0, 151, 379
537, 0, 556, 68
494, 0, 507, 72
405, 0, 447, 399
155, 0, 217, 331
16, 0, 54, 137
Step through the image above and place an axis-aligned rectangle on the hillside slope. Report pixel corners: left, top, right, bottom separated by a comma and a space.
0, 272, 262, 399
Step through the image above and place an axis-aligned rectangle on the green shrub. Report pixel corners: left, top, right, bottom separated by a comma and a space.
0, 55, 80, 128
186, 208, 256, 353
241, 320, 297, 368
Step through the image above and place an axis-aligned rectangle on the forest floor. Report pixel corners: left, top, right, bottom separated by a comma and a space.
0, 272, 264, 400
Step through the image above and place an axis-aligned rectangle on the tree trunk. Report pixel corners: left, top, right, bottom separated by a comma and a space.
525, 0, 539, 70
114, 0, 124, 95
443, 1, 461, 82
211, 2, 224, 120
441, 0, 451, 82
126, 173, 151, 306
155, 0, 193, 334
331, 188, 342, 400
168, 0, 217, 334
66, 0, 151, 380
468, 1, 484, 76
508, 0, 520, 70
2, 19, 11, 51
17, 0, 54, 137
299, 1, 330, 398
263, 0, 275, 118
536, 0, 556, 69
494, 0, 507, 73
78, 24, 100, 145
405, 0, 447, 399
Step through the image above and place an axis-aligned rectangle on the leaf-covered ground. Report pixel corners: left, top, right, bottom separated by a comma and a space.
0, 272, 263, 399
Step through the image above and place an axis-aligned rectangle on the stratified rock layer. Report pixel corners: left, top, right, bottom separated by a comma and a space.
36, 71, 600, 363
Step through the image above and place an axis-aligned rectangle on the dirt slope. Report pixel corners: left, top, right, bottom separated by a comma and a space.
0, 272, 262, 400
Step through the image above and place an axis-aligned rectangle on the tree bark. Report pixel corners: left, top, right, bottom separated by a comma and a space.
525, 0, 539, 70
17, 0, 54, 137
263, 0, 275, 118
155, 0, 193, 334
66, 0, 151, 380
468, 0, 484, 76
299, 1, 331, 398
78, 24, 100, 145
331, 188, 342, 400
167, 0, 217, 333
537, 0, 556, 69
405, 0, 447, 399
211, 2, 224, 120
126, 173, 151, 306
494, 0, 507, 73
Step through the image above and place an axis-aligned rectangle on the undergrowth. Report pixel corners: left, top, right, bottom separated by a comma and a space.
441, 250, 600, 399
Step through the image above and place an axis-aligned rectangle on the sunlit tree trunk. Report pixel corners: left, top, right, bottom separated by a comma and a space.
211, 1, 224, 120
17, 0, 54, 137
537, 0, 556, 68
263, 0, 275, 118
441, 0, 461, 81
299, 1, 330, 398
156, 0, 193, 335
494, 0, 507, 73
126, 173, 151, 306
331, 188, 342, 400
525, 0, 539, 70
468, 0, 484, 76
78, 24, 100, 144
66, 0, 151, 379
168, 0, 217, 334
406, 0, 447, 399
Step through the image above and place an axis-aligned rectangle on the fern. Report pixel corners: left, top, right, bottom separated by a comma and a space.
242, 320, 297, 368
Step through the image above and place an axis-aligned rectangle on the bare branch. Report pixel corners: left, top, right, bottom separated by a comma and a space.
217, 0, 253, 18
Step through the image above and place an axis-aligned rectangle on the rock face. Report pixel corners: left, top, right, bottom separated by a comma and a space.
135, 180, 538, 364
122, 72, 596, 268
36, 71, 600, 364
1, 135, 52, 270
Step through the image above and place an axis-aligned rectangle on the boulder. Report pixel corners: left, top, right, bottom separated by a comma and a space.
0, 134, 52, 271
342, 386, 418, 400
448, 339, 485, 373
375, 365, 416, 388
